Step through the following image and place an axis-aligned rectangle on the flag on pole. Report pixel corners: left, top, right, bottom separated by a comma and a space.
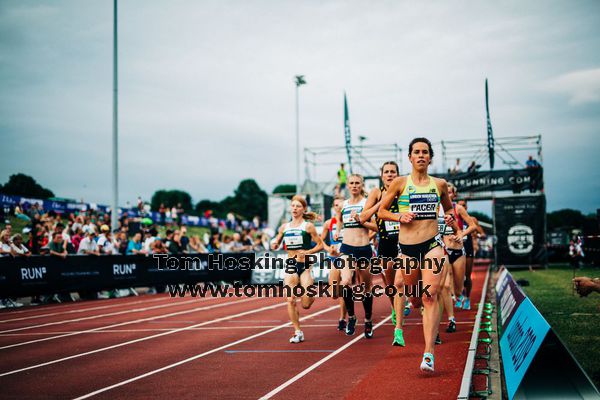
486, 79, 495, 170
344, 92, 353, 173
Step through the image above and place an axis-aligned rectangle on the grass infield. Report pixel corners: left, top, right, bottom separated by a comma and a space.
511, 264, 600, 389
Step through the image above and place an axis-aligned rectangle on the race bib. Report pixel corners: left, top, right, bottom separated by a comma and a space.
385, 220, 399, 233
409, 193, 438, 219
342, 208, 361, 228
284, 232, 303, 248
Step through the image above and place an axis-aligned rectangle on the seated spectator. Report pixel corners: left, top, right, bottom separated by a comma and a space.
49, 232, 67, 258
151, 238, 168, 254
168, 231, 183, 254
220, 235, 233, 253
0, 229, 13, 256
116, 231, 128, 255
126, 232, 146, 255
97, 225, 117, 255
526, 155, 540, 169
78, 230, 100, 255
142, 229, 158, 253
71, 227, 84, 253
10, 234, 31, 257
188, 235, 207, 253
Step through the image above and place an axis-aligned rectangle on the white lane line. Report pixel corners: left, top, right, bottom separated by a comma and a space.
259, 315, 391, 399
0, 324, 341, 335
0, 298, 277, 377
0, 296, 216, 334
0, 296, 172, 323
0, 297, 257, 350
70, 305, 338, 400
0, 293, 169, 316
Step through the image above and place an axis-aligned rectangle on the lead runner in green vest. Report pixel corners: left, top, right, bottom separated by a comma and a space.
378, 137, 461, 373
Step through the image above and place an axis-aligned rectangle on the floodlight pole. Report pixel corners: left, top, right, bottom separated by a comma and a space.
294, 75, 306, 195
111, 0, 119, 232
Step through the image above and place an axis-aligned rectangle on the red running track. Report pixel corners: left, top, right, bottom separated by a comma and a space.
0, 265, 487, 399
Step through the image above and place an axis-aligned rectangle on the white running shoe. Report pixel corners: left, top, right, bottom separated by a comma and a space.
289, 330, 304, 343
420, 352, 435, 372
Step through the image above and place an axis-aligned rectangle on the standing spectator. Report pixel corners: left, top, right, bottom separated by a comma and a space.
78, 230, 100, 256
180, 226, 190, 251
137, 196, 143, 212
171, 206, 178, 225
451, 158, 462, 174
126, 232, 146, 255
525, 155, 540, 169
336, 163, 347, 197
10, 234, 31, 257
158, 203, 166, 224
49, 232, 67, 258
467, 161, 480, 173
176, 203, 185, 223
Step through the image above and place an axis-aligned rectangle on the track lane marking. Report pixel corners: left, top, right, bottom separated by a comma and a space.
0, 298, 279, 377
0, 296, 173, 323
70, 305, 339, 400
0, 297, 257, 350
259, 315, 391, 399
0, 296, 216, 334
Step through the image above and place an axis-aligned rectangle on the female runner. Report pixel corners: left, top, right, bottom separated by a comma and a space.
334, 174, 378, 338
359, 161, 408, 346
320, 196, 347, 331
378, 137, 461, 372
438, 184, 477, 333
455, 199, 484, 310
271, 195, 324, 343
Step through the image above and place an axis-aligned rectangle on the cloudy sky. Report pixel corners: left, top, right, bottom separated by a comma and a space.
1, 0, 599, 214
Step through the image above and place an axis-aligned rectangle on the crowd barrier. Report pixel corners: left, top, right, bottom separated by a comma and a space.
0, 253, 254, 297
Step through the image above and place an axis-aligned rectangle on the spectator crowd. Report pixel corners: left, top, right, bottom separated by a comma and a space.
0, 203, 270, 259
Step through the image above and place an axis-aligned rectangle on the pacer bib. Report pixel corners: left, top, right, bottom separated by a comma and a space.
398, 175, 440, 221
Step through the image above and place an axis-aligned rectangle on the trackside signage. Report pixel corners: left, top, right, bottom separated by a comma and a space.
495, 268, 599, 399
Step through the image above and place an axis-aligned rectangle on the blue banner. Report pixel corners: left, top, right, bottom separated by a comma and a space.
500, 297, 550, 399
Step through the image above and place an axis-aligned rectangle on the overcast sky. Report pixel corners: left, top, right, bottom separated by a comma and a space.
1, 0, 599, 215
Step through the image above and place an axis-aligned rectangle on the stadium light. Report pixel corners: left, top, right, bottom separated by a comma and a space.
111, 0, 119, 232
294, 75, 306, 195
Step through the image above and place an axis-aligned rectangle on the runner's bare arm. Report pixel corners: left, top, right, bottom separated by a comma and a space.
359, 187, 381, 224
456, 204, 478, 236
270, 225, 285, 251
306, 223, 324, 254
438, 178, 460, 234
377, 177, 409, 222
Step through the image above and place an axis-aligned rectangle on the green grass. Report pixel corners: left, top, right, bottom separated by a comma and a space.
511, 264, 600, 389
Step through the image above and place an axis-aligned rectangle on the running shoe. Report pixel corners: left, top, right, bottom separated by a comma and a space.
346, 316, 357, 336
463, 298, 471, 310
392, 328, 405, 347
404, 302, 411, 317
391, 306, 397, 325
435, 333, 442, 345
364, 320, 374, 339
337, 319, 347, 331
455, 295, 464, 309
289, 330, 304, 343
446, 319, 456, 333
420, 352, 435, 372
